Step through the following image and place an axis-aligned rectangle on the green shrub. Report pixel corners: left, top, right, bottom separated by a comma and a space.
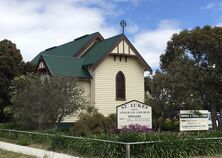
8, 132, 18, 140
80, 131, 222, 158
73, 107, 116, 136
0, 123, 18, 129
51, 134, 124, 158
51, 134, 66, 150
0, 130, 19, 140
17, 135, 31, 146
1, 127, 222, 158
118, 132, 146, 142
31, 134, 51, 145
162, 119, 179, 131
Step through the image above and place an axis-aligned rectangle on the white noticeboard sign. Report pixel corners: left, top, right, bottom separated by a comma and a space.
180, 110, 209, 131
116, 100, 152, 129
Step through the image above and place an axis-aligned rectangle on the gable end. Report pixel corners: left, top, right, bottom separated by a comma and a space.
35, 56, 52, 76
91, 35, 152, 73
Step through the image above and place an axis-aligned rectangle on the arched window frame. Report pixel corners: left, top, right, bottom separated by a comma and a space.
116, 71, 126, 100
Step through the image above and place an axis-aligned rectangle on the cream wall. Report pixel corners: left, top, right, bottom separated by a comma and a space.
93, 55, 145, 116
88, 69, 96, 107
63, 52, 145, 121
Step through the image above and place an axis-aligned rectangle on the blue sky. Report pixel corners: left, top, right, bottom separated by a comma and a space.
0, 0, 221, 71
117, 0, 222, 28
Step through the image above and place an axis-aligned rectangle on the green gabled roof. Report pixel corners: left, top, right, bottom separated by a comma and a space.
31, 32, 100, 64
83, 34, 122, 66
32, 32, 151, 77
42, 55, 91, 78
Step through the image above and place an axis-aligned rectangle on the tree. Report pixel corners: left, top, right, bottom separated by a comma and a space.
144, 76, 153, 104
20, 61, 36, 75
144, 76, 153, 94
0, 39, 23, 122
0, 39, 36, 122
160, 26, 222, 129
148, 58, 204, 131
10, 74, 87, 129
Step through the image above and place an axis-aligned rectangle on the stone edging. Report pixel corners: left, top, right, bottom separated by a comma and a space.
0, 141, 78, 158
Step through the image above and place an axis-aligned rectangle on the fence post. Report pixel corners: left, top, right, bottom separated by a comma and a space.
126, 144, 130, 158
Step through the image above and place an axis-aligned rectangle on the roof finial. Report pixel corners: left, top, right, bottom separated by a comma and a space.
120, 20, 127, 34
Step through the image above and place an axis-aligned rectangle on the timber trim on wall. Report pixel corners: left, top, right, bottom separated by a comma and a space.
35, 56, 52, 76
91, 34, 152, 73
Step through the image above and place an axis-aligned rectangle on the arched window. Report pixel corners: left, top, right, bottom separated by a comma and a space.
116, 71, 126, 100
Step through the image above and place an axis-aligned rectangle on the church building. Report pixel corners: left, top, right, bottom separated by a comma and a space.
32, 32, 152, 122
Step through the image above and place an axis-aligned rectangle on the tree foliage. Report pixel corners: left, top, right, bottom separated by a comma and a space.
147, 59, 204, 130
0, 40, 22, 122
144, 76, 153, 95
10, 74, 87, 129
0, 39, 35, 122
158, 26, 222, 129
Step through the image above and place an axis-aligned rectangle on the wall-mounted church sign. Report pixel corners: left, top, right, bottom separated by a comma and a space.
116, 100, 152, 129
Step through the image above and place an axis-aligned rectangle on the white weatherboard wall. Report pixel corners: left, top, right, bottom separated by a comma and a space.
94, 55, 145, 116
89, 69, 96, 108
0, 141, 78, 158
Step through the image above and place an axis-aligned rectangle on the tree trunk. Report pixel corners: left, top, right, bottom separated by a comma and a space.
55, 112, 64, 129
217, 107, 222, 129
211, 104, 217, 130
157, 123, 162, 132
157, 117, 165, 132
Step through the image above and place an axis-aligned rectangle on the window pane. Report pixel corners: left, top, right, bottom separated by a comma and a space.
116, 71, 125, 99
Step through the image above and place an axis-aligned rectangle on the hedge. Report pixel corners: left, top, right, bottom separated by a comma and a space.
0, 129, 222, 158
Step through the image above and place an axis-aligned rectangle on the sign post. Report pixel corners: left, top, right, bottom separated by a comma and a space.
116, 100, 152, 129
179, 110, 209, 131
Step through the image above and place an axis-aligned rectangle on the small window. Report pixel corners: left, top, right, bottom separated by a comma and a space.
116, 71, 126, 100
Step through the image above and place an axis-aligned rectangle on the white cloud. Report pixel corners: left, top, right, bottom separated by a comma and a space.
127, 24, 140, 34
200, 2, 222, 10
0, 0, 180, 72
0, 0, 119, 61
113, 0, 144, 6
201, 3, 216, 10
132, 20, 181, 71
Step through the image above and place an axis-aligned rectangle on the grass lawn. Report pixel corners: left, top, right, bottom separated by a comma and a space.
0, 149, 34, 158
192, 154, 222, 158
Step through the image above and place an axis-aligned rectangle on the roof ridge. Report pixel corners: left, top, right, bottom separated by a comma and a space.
85, 34, 122, 48
31, 32, 102, 64
74, 32, 99, 41
42, 54, 85, 60
82, 33, 123, 66
90, 34, 122, 46
102, 34, 122, 42
53, 32, 99, 48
